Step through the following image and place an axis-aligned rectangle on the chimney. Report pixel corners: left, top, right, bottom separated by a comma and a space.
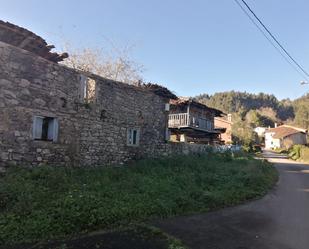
227, 114, 232, 122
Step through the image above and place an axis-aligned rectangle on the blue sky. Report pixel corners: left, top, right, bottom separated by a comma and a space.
1, 0, 309, 100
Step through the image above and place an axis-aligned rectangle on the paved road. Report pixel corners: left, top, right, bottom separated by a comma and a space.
154, 151, 309, 249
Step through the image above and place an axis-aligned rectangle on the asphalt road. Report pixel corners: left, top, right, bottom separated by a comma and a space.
154, 151, 309, 249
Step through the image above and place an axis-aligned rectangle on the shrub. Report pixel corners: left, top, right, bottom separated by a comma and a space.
289, 145, 308, 161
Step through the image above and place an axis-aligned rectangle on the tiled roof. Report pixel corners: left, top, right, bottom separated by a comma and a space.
0, 20, 68, 63
267, 125, 307, 139
140, 83, 178, 99
215, 116, 232, 125
170, 97, 224, 116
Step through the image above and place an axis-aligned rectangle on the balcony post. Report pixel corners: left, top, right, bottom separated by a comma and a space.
187, 103, 190, 126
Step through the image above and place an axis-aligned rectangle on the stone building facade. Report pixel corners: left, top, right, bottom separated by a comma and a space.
0, 36, 175, 170
0, 21, 236, 171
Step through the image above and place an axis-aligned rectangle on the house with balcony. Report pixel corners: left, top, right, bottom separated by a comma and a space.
168, 98, 224, 144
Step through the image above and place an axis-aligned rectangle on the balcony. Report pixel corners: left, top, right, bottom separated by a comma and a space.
168, 113, 215, 132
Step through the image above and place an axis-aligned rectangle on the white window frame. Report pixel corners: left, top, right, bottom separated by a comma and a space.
127, 128, 140, 146
33, 116, 59, 142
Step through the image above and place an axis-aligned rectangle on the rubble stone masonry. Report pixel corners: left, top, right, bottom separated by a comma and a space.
0, 41, 171, 170
0, 38, 223, 171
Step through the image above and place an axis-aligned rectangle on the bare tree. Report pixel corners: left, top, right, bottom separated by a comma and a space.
61, 42, 144, 85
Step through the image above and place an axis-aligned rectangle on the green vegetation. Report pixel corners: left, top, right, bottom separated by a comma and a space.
195, 91, 294, 121
289, 145, 309, 162
293, 93, 309, 130
195, 91, 309, 145
0, 153, 278, 245
14, 225, 187, 249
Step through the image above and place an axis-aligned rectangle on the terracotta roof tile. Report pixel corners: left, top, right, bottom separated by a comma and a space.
267, 125, 307, 139
0, 20, 68, 63
170, 97, 224, 116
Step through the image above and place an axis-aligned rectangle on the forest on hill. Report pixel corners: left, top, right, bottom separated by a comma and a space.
195, 91, 309, 145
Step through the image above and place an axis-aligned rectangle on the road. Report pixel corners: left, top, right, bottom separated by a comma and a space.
154, 151, 309, 249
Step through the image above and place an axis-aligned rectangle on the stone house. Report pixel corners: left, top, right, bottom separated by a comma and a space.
265, 125, 307, 149
0, 21, 177, 170
214, 114, 233, 144
168, 98, 223, 144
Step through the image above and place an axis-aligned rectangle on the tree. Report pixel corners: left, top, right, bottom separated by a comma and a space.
195, 91, 297, 125
231, 114, 259, 146
293, 97, 309, 129
61, 43, 144, 85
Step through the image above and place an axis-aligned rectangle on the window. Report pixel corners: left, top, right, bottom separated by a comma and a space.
165, 103, 170, 111
127, 128, 140, 146
80, 75, 96, 103
33, 116, 59, 142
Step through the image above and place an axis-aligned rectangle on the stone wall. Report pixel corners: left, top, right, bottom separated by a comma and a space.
143, 143, 240, 159
0, 41, 170, 170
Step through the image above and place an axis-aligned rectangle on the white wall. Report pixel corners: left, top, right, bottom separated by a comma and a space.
265, 132, 281, 149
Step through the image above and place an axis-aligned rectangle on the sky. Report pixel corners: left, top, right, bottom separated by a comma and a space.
1, 0, 309, 100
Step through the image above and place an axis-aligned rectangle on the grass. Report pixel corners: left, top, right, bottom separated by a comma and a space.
0, 153, 278, 245
4, 225, 187, 249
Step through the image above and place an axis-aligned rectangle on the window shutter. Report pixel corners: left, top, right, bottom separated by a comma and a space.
47, 118, 54, 140
136, 129, 140, 146
53, 118, 59, 142
127, 128, 132, 145
33, 116, 43, 139
80, 75, 87, 101
165, 128, 170, 141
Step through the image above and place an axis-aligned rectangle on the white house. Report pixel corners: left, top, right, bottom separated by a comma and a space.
254, 127, 268, 138
265, 125, 307, 149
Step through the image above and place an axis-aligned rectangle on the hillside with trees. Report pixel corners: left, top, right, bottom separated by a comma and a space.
195, 91, 309, 146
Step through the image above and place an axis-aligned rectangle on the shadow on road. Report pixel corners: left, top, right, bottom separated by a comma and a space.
154, 150, 309, 249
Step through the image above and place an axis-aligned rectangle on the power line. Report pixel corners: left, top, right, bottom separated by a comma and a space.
233, 0, 308, 80
234, 0, 309, 80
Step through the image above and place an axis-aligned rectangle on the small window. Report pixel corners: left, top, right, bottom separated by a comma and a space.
33, 116, 59, 142
127, 128, 140, 146
165, 128, 170, 141
165, 103, 170, 111
80, 75, 96, 103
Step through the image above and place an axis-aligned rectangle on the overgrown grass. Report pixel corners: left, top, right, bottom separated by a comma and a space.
0, 153, 278, 245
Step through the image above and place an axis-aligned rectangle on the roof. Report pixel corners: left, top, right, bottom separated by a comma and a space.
215, 116, 232, 124
0, 20, 68, 63
266, 125, 307, 139
140, 83, 178, 99
170, 97, 224, 116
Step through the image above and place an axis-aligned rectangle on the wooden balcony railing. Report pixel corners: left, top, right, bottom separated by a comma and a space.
168, 113, 214, 131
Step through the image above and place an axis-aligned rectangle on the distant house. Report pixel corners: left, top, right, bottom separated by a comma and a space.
254, 127, 268, 138
168, 98, 223, 144
215, 114, 233, 144
265, 125, 307, 149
